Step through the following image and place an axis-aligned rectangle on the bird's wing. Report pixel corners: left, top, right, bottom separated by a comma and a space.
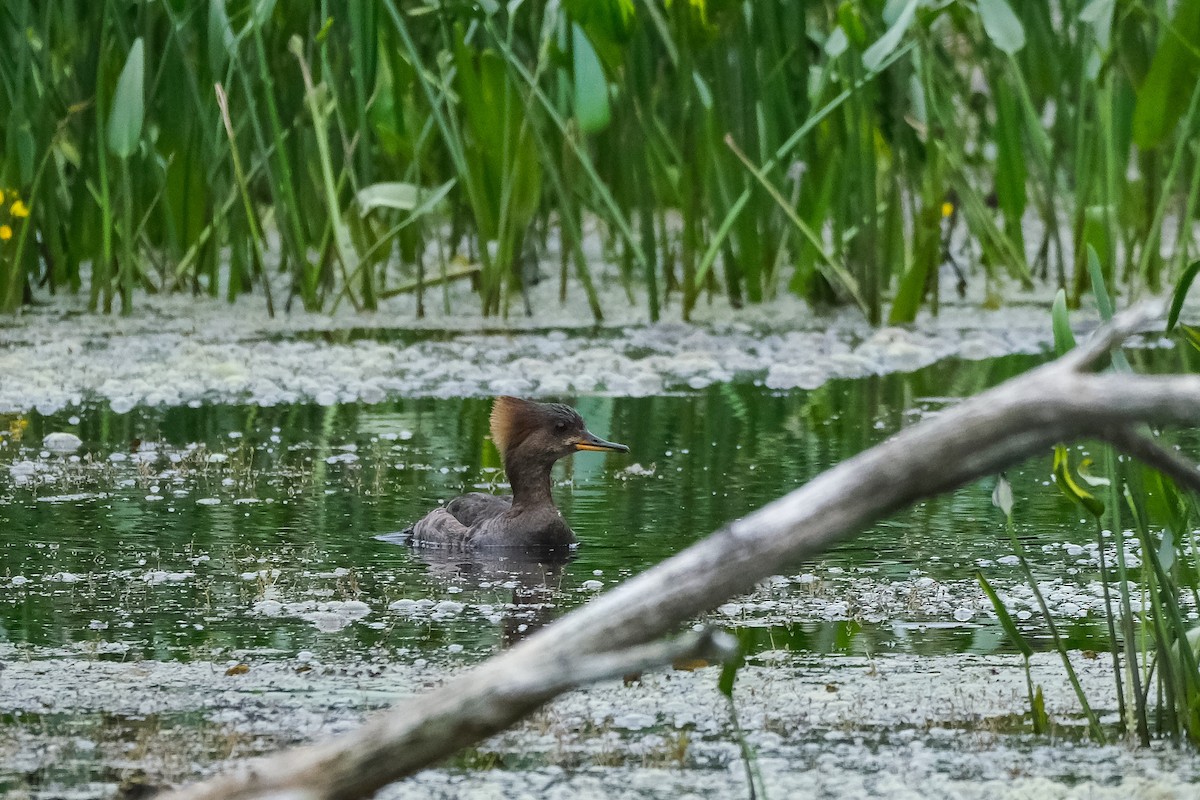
446, 492, 512, 527
407, 507, 470, 547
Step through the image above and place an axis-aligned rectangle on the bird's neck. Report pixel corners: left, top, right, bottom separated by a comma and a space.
504, 451, 555, 508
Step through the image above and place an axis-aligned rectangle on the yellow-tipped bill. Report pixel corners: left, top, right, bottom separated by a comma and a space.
574, 430, 629, 453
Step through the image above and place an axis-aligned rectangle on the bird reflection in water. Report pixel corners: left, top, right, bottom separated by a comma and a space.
377, 532, 572, 647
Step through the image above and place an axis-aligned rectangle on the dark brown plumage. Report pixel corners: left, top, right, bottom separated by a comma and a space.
406, 397, 629, 549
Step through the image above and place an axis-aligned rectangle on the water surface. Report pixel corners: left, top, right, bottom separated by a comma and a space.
4, 344, 1196, 668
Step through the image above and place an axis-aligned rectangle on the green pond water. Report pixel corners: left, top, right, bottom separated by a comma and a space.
2, 345, 1198, 669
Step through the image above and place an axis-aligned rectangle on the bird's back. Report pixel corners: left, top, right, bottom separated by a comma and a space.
406, 492, 574, 549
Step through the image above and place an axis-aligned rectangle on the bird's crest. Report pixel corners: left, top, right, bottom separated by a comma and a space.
490, 396, 578, 454
490, 396, 538, 455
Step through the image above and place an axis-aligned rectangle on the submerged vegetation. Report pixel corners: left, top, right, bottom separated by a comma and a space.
2, 1, 1200, 320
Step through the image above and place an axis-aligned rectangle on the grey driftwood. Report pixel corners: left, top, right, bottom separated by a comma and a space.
162, 304, 1200, 800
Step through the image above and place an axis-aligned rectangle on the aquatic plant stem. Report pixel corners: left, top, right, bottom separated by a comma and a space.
1004, 515, 1105, 741
1093, 517, 1127, 731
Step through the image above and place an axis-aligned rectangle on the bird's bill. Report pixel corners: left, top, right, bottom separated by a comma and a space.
574, 430, 630, 453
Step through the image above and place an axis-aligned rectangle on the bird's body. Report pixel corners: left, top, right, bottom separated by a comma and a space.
406, 397, 628, 549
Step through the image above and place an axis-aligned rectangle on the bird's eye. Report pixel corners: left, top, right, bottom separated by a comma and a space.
555, 421, 566, 431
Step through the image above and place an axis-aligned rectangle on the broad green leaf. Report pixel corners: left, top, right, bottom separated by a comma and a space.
107, 38, 145, 159
863, 0, 918, 72
572, 23, 611, 133
1133, 0, 1200, 149
1157, 528, 1176, 571
1052, 445, 1105, 518
1167, 259, 1200, 332
1051, 289, 1076, 356
979, 0, 1026, 55
563, 0, 634, 71
977, 571, 1031, 657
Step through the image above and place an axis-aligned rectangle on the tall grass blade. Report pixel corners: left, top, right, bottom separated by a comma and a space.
1051, 289, 1076, 356
1167, 260, 1200, 332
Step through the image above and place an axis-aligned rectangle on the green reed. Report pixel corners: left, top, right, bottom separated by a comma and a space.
3, 2, 1200, 319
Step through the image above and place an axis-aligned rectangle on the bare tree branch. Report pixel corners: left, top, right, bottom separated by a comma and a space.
161, 309, 1200, 800
1059, 301, 1162, 372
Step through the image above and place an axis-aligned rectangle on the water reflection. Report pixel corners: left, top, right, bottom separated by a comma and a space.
378, 532, 572, 647
1, 345, 1196, 659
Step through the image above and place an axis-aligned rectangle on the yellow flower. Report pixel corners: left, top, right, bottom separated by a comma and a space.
0, 224, 11, 241
941, 201, 955, 218
10, 200, 28, 218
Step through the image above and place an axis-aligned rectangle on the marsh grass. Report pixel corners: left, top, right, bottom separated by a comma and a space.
983, 266, 1200, 746
3, 2, 1200, 319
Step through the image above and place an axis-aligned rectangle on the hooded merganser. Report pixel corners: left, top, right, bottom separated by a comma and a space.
406, 397, 629, 549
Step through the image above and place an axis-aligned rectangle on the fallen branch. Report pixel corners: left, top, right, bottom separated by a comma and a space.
163, 303, 1200, 800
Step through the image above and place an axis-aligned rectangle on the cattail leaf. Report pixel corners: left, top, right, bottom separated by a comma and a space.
106, 38, 145, 159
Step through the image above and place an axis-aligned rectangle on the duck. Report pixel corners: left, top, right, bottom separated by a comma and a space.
406, 396, 629, 549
